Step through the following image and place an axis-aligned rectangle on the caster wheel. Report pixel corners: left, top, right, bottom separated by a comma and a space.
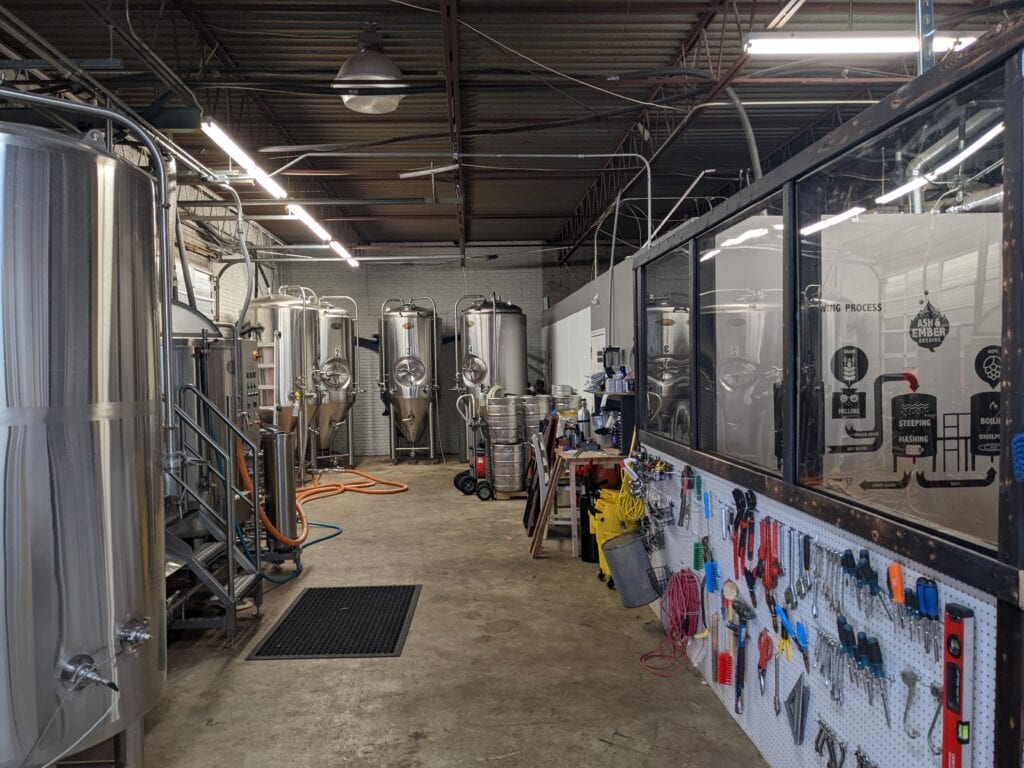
607, 578, 615, 590
476, 482, 493, 501
457, 474, 477, 495
453, 470, 470, 490
596, 571, 605, 581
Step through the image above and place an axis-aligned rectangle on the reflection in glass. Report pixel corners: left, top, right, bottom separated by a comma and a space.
642, 245, 691, 443
697, 194, 785, 473
798, 70, 1003, 547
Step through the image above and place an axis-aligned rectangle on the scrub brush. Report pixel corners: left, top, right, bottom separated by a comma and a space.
693, 541, 705, 570
704, 560, 721, 593
1013, 433, 1024, 481
717, 653, 733, 685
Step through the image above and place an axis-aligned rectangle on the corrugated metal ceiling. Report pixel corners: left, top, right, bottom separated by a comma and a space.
0, 0, 1012, 260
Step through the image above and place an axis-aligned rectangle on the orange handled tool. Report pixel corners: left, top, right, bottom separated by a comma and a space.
888, 562, 905, 630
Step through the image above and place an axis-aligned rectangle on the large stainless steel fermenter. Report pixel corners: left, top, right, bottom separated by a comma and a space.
456, 294, 529, 396
316, 296, 359, 464
0, 124, 165, 766
379, 298, 437, 462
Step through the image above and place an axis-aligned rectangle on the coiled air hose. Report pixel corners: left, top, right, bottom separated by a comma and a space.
235, 437, 411, 549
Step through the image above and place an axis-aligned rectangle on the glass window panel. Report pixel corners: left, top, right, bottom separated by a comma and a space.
797, 70, 1004, 548
641, 243, 692, 443
697, 192, 785, 473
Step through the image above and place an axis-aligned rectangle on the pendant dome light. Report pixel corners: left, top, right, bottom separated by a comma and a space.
335, 24, 404, 115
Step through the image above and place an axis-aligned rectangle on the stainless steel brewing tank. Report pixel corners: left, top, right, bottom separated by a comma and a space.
316, 304, 357, 450
381, 303, 435, 443
460, 297, 528, 395
645, 296, 691, 419
245, 293, 319, 433
0, 123, 165, 766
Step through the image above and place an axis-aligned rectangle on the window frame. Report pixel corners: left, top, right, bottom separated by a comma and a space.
632, 25, 1024, 605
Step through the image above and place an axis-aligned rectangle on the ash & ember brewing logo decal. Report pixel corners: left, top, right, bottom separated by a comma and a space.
908, 292, 949, 352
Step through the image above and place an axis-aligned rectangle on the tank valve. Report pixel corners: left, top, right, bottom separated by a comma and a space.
61, 654, 119, 692
118, 618, 153, 655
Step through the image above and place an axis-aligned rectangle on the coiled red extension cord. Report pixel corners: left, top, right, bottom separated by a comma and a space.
639, 568, 703, 677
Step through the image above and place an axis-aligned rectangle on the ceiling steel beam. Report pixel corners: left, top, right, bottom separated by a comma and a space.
440, 0, 467, 253
553, 0, 809, 263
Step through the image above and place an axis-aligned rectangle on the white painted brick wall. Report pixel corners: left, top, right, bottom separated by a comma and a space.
281, 248, 567, 458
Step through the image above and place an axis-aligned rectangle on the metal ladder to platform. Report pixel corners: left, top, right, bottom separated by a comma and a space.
164, 384, 263, 640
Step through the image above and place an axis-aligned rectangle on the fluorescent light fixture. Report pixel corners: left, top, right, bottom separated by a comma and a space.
250, 167, 288, 199
347, 258, 360, 268
744, 31, 978, 56
700, 249, 721, 263
329, 240, 353, 259
201, 118, 288, 199
772, 223, 785, 231
933, 35, 978, 53
800, 207, 865, 236
721, 228, 768, 247
201, 118, 257, 170
875, 121, 1004, 204
398, 163, 459, 180
287, 204, 332, 242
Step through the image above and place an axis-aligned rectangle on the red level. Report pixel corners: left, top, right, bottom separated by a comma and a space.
942, 603, 975, 768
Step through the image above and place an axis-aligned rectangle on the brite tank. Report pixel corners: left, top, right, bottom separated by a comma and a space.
316, 302, 357, 450
459, 297, 528, 395
245, 292, 319, 433
382, 302, 435, 443
0, 124, 165, 765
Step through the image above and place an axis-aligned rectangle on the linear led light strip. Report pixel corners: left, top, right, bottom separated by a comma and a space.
201, 118, 358, 267
744, 31, 978, 56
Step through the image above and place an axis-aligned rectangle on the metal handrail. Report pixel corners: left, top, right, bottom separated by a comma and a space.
173, 384, 262, 599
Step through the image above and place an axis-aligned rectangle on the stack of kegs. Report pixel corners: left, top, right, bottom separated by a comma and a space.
552, 384, 580, 413
486, 395, 525, 492
519, 395, 552, 438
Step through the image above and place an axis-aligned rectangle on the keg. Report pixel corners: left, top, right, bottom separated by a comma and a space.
519, 395, 552, 436
486, 396, 521, 444
492, 443, 527, 492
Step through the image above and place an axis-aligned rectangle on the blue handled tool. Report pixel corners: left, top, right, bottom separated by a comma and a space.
775, 605, 810, 672
866, 637, 891, 728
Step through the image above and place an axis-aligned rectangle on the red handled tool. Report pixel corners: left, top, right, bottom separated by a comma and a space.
942, 604, 975, 768
757, 630, 773, 696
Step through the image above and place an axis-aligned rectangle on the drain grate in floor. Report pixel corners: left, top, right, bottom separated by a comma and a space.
249, 585, 421, 660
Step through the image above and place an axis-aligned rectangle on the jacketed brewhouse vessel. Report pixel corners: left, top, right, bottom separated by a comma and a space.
244, 286, 319, 473
316, 296, 359, 466
380, 298, 438, 462
0, 122, 165, 766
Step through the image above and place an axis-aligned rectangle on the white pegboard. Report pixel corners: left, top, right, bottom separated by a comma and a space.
639, 444, 997, 768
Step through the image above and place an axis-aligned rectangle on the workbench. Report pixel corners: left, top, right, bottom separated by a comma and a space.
530, 447, 625, 559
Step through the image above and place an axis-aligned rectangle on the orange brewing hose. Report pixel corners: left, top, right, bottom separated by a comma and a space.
236, 437, 309, 547
235, 438, 410, 548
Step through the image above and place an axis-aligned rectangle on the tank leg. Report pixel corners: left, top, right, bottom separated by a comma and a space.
347, 417, 355, 468
389, 408, 397, 463
428, 401, 436, 462
114, 722, 144, 768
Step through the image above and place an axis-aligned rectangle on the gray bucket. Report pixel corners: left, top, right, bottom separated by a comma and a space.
602, 530, 659, 608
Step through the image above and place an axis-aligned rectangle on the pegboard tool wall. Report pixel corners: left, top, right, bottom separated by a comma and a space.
639, 443, 997, 768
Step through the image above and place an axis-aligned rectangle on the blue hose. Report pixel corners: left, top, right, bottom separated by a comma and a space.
234, 519, 342, 585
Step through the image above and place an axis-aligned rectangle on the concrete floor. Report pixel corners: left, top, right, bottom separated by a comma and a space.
144, 459, 767, 768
